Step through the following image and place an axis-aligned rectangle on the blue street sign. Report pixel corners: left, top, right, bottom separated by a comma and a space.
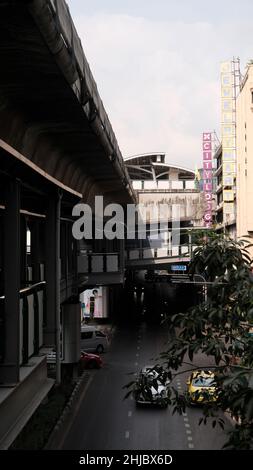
171, 265, 187, 271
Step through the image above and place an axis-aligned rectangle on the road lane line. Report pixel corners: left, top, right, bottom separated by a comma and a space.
186, 430, 192, 435
188, 444, 194, 449
183, 417, 189, 422
135, 362, 138, 366
128, 411, 132, 417
185, 423, 190, 428
136, 353, 139, 357
187, 436, 193, 441
125, 431, 130, 439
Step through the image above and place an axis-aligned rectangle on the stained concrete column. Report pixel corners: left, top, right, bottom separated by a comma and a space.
0, 179, 20, 384
44, 196, 58, 345
44, 192, 61, 384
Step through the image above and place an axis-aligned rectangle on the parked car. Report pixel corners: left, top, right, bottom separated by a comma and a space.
79, 351, 102, 370
46, 349, 102, 370
186, 370, 217, 404
80, 325, 108, 353
134, 365, 170, 408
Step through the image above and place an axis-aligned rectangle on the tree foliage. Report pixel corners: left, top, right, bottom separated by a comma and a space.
125, 232, 253, 449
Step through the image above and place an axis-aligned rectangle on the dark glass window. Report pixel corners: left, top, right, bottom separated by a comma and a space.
81, 331, 93, 340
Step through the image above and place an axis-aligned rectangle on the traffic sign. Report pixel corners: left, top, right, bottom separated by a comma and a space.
171, 265, 187, 271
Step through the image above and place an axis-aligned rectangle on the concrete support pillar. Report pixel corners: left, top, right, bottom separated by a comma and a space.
0, 179, 20, 384
61, 303, 81, 363
44, 192, 61, 384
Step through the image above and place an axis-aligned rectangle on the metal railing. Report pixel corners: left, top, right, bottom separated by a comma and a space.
0, 281, 45, 365
125, 244, 198, 261
77, 253, 120, 274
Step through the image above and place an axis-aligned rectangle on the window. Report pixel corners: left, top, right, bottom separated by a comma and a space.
95, 331, 106, 338
81, 331, 93, 340
26, 228, 31, 254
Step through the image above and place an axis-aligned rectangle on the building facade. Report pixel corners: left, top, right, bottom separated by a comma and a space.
236, 64, 253, 253
214, 144, 237, 237
125, 153, 205, 228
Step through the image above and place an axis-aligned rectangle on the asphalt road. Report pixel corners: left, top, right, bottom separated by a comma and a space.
61, 323, 231, 450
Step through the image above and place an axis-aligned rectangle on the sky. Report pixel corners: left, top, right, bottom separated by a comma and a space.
67, 0, 253, 170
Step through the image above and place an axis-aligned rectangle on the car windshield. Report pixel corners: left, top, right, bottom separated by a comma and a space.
192, 377, 215, 387
141, 367, 168, 385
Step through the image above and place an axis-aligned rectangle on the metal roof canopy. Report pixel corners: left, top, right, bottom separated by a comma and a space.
125, 154, 195, 181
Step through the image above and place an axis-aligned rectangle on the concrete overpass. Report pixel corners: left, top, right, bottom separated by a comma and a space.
0, 0, 135, 449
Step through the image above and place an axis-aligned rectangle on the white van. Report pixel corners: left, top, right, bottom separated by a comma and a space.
80, 325, 108, 353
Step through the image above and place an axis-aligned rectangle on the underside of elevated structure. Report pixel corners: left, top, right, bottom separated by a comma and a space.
0, 0, 135, 206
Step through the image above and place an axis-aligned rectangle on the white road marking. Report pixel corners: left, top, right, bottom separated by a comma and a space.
135, 362, 138, 366
136, 353, 139, 357
128, 411, 132, 417
186, 429, 192, 435
125, 431, 130, 439
183, 417, 189, 422
188, 444, 194, 449
187, 436, 193, 441
182, 412, 187, 417
130, 395, 134, 401
137, 346, 141, 350
185, 423, 190, 428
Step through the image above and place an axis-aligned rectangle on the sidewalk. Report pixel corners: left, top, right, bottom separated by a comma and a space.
44, 371, 92, 450
45, 322, 116, 449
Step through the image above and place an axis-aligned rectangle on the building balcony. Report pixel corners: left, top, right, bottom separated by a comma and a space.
77, 252, 124, 284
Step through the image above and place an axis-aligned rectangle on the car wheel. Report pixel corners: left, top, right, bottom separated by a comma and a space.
96, 344, 104, 354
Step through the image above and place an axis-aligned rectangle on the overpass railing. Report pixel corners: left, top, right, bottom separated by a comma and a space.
125, 245, 198, 261
77, 253, 120, 274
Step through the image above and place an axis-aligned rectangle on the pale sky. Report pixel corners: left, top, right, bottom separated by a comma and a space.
67, 0, 253, 170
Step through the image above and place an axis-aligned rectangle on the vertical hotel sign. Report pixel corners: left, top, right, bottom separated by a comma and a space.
202, 132, 213, 227
220, 61, 236, 217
